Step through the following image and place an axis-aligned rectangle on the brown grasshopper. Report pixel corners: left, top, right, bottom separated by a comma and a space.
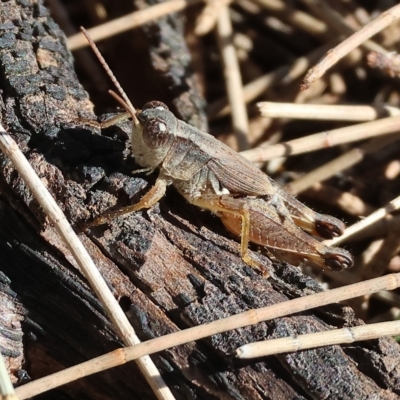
81, 28, 353, 273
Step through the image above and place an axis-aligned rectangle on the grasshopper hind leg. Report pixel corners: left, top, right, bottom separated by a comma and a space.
188, 194, 270, 276
235, 205, 269, 276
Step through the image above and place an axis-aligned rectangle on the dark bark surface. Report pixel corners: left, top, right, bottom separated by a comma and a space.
1, 1, 400, 399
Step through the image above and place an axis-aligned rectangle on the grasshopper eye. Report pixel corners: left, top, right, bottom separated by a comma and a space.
142, 101, 169, 112
142, 118, 171, 148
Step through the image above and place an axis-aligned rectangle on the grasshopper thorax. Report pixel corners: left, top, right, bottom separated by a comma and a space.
132, 101, 177, 168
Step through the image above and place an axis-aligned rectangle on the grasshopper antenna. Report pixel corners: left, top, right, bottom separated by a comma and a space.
109, 90, 136, 113
80, 27, 140, 126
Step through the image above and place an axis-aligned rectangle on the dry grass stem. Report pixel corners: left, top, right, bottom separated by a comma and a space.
0, 352, 17, 399
368, 51, 400, 78
300, 0, 384, 53
216, 6, 250, 150
253, 0, 328, 38
257, 102, 400, 121
241, 115, 400, 163
301, 3, 400, 90
385, 160, 400, 179
327, 195, 400, 246
207, 41, 336, 119
360, 229, 400, 280
301, 183, 374, 217
236, 320, 400, 359
82, 0, 108, 21
46, 0, 110, 93
373, 290, 400, 309
195, 0, 232, 35
347, 216, 400, 243
15, 273, 400, 399
67, 0, 201, 50
321, 274, 399, 312
286, 135, 400, 195
0, 124, 174, 400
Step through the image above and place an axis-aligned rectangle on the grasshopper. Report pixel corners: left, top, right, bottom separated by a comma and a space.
81, 28, 353, 273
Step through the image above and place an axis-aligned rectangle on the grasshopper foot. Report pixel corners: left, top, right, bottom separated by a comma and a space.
89, 214, 111, 227
242, 253, 270, 277
79, 215, 110, 232
321, 247, 354, 271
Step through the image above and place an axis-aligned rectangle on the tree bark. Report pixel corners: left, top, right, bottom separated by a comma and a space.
1, 1, 400, 399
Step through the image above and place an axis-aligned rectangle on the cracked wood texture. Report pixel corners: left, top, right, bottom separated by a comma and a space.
1, 1, 400, 399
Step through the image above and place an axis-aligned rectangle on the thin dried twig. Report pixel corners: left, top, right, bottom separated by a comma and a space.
257, 102, 400, 121
300, 0, 385, 53
15, 273, 400, 399
253, 0, 329, 38
368, 51, 400, 78
236, 320, 400, 359
195, 0, 232, 35
241, 116, 400, 163
0, 352, 17, 400
301, 4, 400, 90
46, 0, 109, 93
360, 229, 400, 280
0, 124, 174, 400
286, 135, 399, 195
67, 0, 201, 50
207, 40, 338, 119
374, 290, 400, 309
216, 6, 250, 150
327, 195, 400, 246
349, 216, 400, 243
300, 183, 374, 217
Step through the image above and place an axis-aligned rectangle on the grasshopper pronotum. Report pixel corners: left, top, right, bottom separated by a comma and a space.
81, 28, 353, 274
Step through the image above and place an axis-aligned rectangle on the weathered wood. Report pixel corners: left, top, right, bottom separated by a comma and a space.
1, 1, 400, 399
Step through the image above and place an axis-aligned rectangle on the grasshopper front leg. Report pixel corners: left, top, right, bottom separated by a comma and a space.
90, 177, 168, 226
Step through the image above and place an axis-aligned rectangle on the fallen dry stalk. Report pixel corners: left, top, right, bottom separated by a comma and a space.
67, 0, 201, 50
327, 195, 400, 246
301, 183, 374, 218
0, 124, 174, 400
301, 3, 400, 89
216, 6, 250, 150
15, 273, 400, 399
286, 135, 399, 195
241, 115, 400, 163
0, 352, 17, 400
257, 102, 400, 121
207, 40, 337, 119
195, 0, 232, 35
253, 0, 329, 38
236, 320, 400, 359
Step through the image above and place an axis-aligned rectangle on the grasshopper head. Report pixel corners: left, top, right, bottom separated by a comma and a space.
138, 101, 177, 148
132, 101, 177, 167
